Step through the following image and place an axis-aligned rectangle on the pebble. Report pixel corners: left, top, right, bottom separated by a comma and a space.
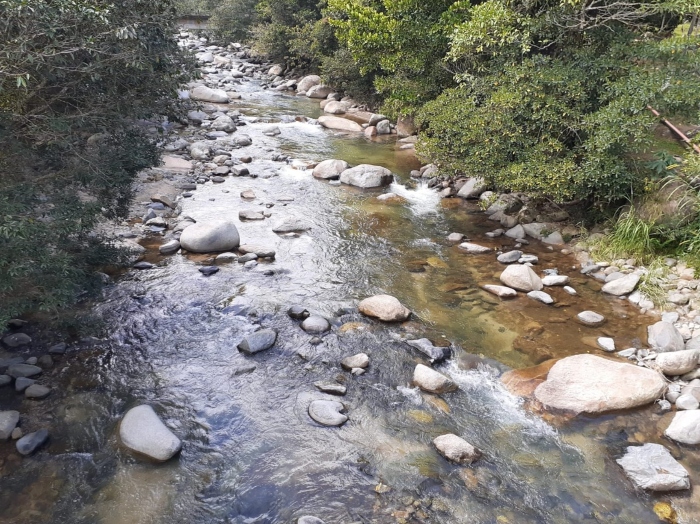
238, 253, 258, 263
199, 266, 219, 276
597, 337, 616, 352
11, 428, 22, 440
527, 290, 554, 305
563, 286, 577, 295
542, 275, 569, 286
133, 261, 154, 270
301, 316, 331, 334
577, 311, 606, 327
244, 260, 257, 269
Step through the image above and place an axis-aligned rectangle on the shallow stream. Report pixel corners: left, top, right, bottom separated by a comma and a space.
1, 61, 697, 524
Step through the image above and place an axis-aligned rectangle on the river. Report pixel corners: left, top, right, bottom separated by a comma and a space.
0, 41, 695, 524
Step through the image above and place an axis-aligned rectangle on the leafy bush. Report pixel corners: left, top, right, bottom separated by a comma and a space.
0, 0, 194, 326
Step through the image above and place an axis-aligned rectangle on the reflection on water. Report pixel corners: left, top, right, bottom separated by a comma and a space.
0, 67, 684, 524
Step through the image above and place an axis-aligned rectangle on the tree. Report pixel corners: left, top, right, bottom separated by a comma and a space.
0, 0, 194, 326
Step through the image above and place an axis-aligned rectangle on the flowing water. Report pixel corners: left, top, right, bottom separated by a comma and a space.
1, 64, 698, 524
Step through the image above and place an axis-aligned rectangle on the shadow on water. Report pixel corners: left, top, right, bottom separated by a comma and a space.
0, 63, 687, 524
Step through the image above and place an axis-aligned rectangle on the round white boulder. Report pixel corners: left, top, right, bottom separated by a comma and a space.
119, 405, 182, 462
180, 220, 240, 253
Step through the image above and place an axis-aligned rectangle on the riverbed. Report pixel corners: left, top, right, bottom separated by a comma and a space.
0, 40, 696, 524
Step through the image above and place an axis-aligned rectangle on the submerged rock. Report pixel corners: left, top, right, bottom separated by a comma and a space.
482, 285, 517, 299
119, 405, 182, 462
534, 354, 666, 414
458, 242, 491, 254
7, 364, 41, 378
406, 339, 451, 363
617, 443, 689, 491
527, 290, 554, 305
576, 311, 606, 327
308, 400, 347, 427
433, 434, 481, 465
358, 295, 411, 322
413, 364, 458, 394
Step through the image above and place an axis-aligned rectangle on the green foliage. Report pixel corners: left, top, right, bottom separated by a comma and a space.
210, 0, 259, 42
0, 0, 194, 326
320, 48, 378, 105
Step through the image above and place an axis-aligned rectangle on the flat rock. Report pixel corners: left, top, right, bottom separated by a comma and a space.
482, 285, 517, 298
339, 164, 393, 188
648, 321, 685, 353
497, 250, 523, 264
617, 443, 689, 491
534, 354, 666, 414
7, 364, 41, 378
16, 429, 49, 456
341, 353, 369, 370
318, 116, 363, 133
358, 295, 411, 322
3, 333, 31, 347
665, 410, 700, 444
413, 364, 458, 394
312, 159, 349, 180
238, 329, 277, 354
314, 382, 347, 396
301, 316, 331, 334
239, 210, 265, 221
119, 405, 182, 461
542, 275, 569, 286
499, 265, 543, 292
433, 434, 481, 465
577, 311, 606, 327
239, 244, 276, 258
527, 290, 554, 304
458, 242, 491, 254
656, 349, 699, 376
190, 85, 229, 103
406, 339, 450, 363
601, 273, 641, 296
180, 220, 240, 253
308, 400, 347, 426
272, 217, 312, 232
25, 384, 50, 399
0, 411, 19, 440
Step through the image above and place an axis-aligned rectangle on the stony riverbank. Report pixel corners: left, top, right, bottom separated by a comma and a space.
1, 32, 698, 524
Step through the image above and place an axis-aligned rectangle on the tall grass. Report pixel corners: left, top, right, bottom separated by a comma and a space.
590, 206, 658, 263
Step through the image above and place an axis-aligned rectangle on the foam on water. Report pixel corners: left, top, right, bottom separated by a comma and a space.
389, 181, 442, 216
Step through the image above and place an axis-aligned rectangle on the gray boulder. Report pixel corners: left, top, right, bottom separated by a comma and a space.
119, 405, 182, 462
301, 316, 331, 334
238, 329, 277, 354
499, 265, 543, 292
3, 333, 31, 347
180, 220, 240, 253
577, 311, 606, 327
307, 85, 333, 99
358, 294, 410, 322
497, 250, 523, 264
648, 321, 685, 353
312, 159, 349, 180
339, 164, 393, 188
297, 75, 321, 93
7, 364, 42, 378
413, 364, 457, 394
25, 384, 50, 399
341, 353, 370, 370
433, 434, 481, 465
318, 116, 363, 133
601, 273, 641, 296
665, 410, 700, 444
656, 349, 699, 376
210, 115, 236, 133
189, 141, 211, 160
159, 240, 181, 255
375, 120, 392, 135
617, 443, 689, 491
190, 85, 229, 103
272, 217, 312, 233
457, 178, 487, 199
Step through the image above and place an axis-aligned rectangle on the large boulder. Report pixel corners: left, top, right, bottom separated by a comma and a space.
312, 159, 349, 180
601, 273, 641, 296
616, 443, 689, 491
189, 141, 211, 160
499, 265, 543, 292
323, 101, 348, 115
297, 75, 321, 93
457, 178, 487, 199
210, 115, 236, 133
339, 164, 394, 188
656, 349, 699, 376
318, 116, 363, 133
307, 85, 333, 99
534, 354, 666, 414
413, 364, 457, 394
665, 410, 700, 444
648, 321, 685, 353
190, 85, 229, 103
358, 294, 410, 322
180, 220, 240, 253
119, 405, 182, 462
